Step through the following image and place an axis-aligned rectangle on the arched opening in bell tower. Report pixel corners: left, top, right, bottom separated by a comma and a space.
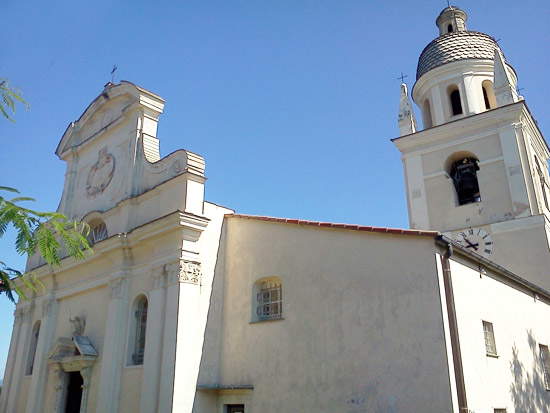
446, 153, 481, 205
482, 80, 497, 110
423, 99, 433, 129
448, 86, 463, 116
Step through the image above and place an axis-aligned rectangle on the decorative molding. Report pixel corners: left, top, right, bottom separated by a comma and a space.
109, 277, 127, 299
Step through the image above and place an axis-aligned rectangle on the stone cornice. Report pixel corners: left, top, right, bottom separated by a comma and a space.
392, 101, 528, 153
27, 210, 208, 279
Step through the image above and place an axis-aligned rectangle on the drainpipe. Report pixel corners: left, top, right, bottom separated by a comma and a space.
437, 236, 469, 413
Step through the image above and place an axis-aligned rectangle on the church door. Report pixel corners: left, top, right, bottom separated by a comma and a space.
64, 371, 83, 413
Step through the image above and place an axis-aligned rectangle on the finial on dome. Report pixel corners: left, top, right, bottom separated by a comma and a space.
398, 83, 417, 136
436, 6, 468, 35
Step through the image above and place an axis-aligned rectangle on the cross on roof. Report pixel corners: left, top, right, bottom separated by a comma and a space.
397, 72, 408, 83
110, 65, 118, 83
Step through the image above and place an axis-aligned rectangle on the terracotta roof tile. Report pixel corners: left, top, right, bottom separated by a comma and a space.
225, 214, 438, 237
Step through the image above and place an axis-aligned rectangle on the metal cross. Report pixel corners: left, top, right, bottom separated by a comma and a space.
397, 72, 408, 83
110, 65, 118, 83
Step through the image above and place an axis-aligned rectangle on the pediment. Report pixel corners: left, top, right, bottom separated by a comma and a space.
49, 335, 98, 361
56, 81, 164, 158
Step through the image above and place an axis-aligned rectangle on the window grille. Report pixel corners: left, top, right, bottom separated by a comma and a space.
483, 321, 497, 356
539, 344, 550, 390
132, 297, 148, 365
256, 280, 282, 320
87, 221, 108, 245
494, 409, 507, 413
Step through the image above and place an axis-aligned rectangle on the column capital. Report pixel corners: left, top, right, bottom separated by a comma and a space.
109, 277, 128, 299
151, 265, 167, 290
164, 260, 202, 285
41, 297, 56, 318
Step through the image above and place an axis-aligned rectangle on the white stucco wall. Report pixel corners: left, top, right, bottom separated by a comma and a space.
196, 218, 456, 413
448, 255, 550, 412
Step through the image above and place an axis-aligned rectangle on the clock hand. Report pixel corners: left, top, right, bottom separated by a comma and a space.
463, 239, 479, 250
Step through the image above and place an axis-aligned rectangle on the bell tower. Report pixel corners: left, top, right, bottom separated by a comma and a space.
393, 6, 550, 290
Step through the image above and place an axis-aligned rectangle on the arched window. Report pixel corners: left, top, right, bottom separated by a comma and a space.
449, 87, 463, 116
449, 156, 481, 205
26, 321, 41, 375
482, 80, 497, 110
447, 24, 453, 33
130, 296, 148, 365
87, 219, 108, 245
423, 99, 433, 129
253, 278, 282, 321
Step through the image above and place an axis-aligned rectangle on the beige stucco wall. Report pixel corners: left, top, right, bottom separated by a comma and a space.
448, 255, 550, 412
196, 218, 455, 412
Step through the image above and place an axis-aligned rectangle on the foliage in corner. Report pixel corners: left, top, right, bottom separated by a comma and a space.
0, 187, 91, 302
0, 78, 29, 121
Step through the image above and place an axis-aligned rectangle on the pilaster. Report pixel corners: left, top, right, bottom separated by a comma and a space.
139, 265, 168, 413
96, 276, 129, 412
5, 303, 34, 412
0, 307, 24, 411
171, 258, 204, 413
26, 295, 59, 413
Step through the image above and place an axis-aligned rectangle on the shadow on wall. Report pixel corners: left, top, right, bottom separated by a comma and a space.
509, 330, 549, 413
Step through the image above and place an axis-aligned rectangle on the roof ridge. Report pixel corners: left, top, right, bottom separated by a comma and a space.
225, 213, 438, 237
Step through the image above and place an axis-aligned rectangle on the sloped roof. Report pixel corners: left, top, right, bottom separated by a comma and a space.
225, 214, 438, 237
417, 31, 502, 80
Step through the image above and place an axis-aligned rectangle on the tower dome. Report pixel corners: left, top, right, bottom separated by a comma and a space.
417, 31, 502, 80
412, 6, 519, 129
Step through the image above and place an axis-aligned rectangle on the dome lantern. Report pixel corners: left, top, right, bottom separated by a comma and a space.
436, 6, 467, 35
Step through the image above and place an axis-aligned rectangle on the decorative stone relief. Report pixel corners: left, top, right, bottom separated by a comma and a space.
179, 260, 202, 284
86, 147, 115, 198
109, 277, 127, 299
164, 260, 202, 285
69, 316, 86, 336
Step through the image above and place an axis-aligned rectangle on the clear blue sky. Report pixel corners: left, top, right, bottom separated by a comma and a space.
1, 0, 548, 377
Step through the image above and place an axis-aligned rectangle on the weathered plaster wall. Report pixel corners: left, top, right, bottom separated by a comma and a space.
197, 218, 455, 412
448, 256, 550, 412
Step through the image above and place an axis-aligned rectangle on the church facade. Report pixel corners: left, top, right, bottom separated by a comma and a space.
2, 6, 550, 413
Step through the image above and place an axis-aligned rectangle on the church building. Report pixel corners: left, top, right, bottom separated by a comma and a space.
1, 6, 550, 413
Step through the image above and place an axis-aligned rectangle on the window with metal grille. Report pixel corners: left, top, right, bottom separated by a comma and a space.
483, 321, 497, 356
132, 296, 148, 365
256, 279, 282, 321
539, 344, 550, 390
87, 220, 108, 245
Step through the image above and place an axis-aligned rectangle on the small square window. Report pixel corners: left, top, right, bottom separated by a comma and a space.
226, 404, 245, 413
256, 280, 282, 321
483, 321, 497, 356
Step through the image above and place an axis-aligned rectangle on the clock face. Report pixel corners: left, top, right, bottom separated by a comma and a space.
453, 228, 494, 256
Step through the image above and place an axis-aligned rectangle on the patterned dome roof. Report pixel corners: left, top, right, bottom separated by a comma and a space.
416, 31, 502, 80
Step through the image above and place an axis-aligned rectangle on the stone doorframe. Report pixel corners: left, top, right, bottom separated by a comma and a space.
48, 337, 97, 413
